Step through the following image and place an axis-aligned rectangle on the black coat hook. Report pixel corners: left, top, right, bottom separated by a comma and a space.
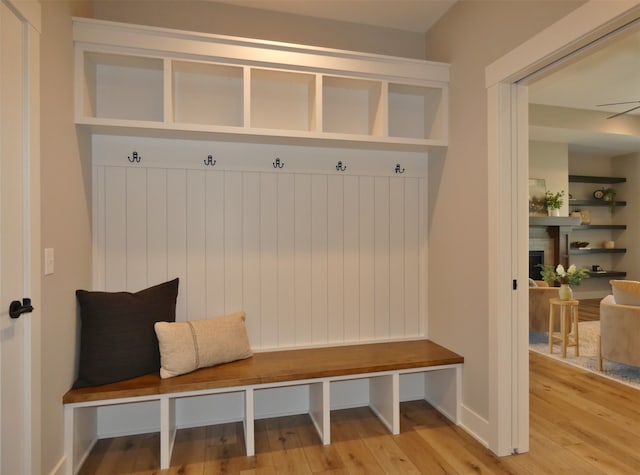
336, 161, 347, 172
273, 158, 284, 169
128, 151, 141, 163
395, 164, 405, 174
204, 155, 216, 167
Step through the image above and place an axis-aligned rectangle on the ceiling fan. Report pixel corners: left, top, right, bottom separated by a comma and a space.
596, 100, 640, 119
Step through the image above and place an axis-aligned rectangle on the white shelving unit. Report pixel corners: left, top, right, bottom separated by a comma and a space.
74, 17, 449, 149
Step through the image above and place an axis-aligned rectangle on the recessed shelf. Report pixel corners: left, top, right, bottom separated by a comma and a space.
388, 83, 444, 141
569, 248, 626, 255
568, 175, 626, 184
251, 69, 316, 131
323, 76, 383, 136
83, 52, 164, 122
172, 61, 243, 127
572, 224, 627, 230
569, 199, 626, 207
587, 271, 627, 278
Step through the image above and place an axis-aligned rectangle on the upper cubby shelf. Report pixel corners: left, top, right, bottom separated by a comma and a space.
73, 17, 449, 150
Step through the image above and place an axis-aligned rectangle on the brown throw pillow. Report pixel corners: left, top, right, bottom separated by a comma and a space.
74, 278, 179, 387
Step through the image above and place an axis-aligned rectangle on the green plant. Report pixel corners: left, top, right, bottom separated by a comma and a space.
545, 190, 565, 209
602, 188, 617, 213
538, 263, 590, 286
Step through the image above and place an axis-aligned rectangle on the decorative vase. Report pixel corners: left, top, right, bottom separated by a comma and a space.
548, 208, 560, 217
558, 283, 573, 301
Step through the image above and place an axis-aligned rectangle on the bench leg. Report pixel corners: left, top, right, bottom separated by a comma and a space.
309, 380, 330, 445
160, 397, 176, 469
369, 373, 399, 434
64, 405, 74, 475
244, 389, 255, 457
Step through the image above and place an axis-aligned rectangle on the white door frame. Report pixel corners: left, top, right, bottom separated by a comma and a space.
0, 0, 41, 473
486, 0, 640, 455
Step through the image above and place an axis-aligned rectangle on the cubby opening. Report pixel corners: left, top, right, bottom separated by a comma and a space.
388, 84, 444, 140
323, 76, 383, 136
83, 52, 164, 122
172, 61, 244, 127
250, 69, 316, 131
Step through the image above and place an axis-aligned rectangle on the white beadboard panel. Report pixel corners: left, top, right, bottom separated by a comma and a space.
93, 144, 428, 350
293, 174, 313, 346
186, 170, 207, 320
311, 174, 329, 345
374, 177, 391, 339
166, 169, 187, 321
205, 171, 225, 318
358, 177, 375, 340
147, 169, 168, 284
242, 172, 262, 347
277, 174, 296, 347
104, 167, 127, 291
327, 176, 345, 342
126, 167, 148, 291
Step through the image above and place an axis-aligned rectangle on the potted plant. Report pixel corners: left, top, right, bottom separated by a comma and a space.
538, 263, 590, 300
545, 190, 565, 216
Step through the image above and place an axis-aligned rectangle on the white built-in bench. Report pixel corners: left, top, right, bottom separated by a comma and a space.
63, 339, 463, 474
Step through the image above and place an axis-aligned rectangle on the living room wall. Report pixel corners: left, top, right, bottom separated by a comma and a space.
530, 141, 570, 216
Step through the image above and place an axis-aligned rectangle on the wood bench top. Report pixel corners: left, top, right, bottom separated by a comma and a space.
63, 339, 463, 405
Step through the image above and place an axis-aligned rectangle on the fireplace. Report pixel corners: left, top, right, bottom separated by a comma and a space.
529, 250, 544, 280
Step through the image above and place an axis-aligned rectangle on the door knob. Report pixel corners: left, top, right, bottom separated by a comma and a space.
9, 298, 34, 319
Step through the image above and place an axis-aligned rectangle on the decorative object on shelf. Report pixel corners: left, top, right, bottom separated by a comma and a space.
203, 155, 216, 167
602, 188, 617, 213
538, 263, 590, 301
335, 161, 347, 172
545, 189, 565, 216
570, 211, 582, 220
603, 240, 615, 249
394, 163, 405, 174
571, 241, 590, 249
593, 189, 604, 199
579, 209, 591, 224
272, 157, 284, 169
528, 178, 547, 216
592, 265, 605, 273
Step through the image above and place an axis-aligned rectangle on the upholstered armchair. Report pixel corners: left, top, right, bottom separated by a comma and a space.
529, 280, 560, 332
599, 292, 640, 370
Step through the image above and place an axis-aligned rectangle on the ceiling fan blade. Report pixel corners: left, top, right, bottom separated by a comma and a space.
597, 100, 640, 107
606, 104, 640, 119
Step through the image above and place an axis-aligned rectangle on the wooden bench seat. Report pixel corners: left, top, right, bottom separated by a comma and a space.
63, 339, 463, 474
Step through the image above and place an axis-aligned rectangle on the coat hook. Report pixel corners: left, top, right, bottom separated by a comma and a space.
336, 161, 347, 172
204, 154, 216, 167
128, 151, 141, 163
273, 157, 284, 169
395, 163, 405, 174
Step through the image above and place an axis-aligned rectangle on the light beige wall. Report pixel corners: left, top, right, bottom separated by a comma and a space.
92, 0, 427, 59
40, 1, 93, 472
530, 141, 570, 215
423, 1, 584, 421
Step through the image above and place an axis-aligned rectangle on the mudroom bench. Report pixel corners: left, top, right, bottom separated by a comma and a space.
63, 339, 463, 474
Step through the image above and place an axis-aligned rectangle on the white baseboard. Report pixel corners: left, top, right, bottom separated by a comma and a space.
459, 403, 490, 448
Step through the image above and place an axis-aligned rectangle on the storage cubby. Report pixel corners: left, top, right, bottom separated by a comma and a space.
82, 52, 164, 122
172, 61, 243, 127
388, 83, 445, 141
322, 76, 383, 136
250, 68, 316, 131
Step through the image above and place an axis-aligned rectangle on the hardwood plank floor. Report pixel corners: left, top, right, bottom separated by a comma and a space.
578, 298, 601, 322
79, 352, 640, 474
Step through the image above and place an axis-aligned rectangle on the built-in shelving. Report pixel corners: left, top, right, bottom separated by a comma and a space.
569, 199, 626, 207
587, 271, 627, 279
568, 175, 626, 184
573, 224, 627, 230
569, 248, 626, 255
74, 18, 449, 150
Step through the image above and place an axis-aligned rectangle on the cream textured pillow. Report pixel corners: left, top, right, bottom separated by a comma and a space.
154, 311, 252, 378
610, 280, 640, 306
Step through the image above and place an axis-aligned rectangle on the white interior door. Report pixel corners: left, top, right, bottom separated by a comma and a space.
0, 1, 40, 473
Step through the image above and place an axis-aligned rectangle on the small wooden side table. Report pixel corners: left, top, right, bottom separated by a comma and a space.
548, 298, 580, 358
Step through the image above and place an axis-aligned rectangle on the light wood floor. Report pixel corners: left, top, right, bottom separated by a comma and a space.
578, 298, 601, 321
78, 351, 640, 474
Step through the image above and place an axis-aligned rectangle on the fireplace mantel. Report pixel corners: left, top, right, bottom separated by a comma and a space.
529, 216, 581, 269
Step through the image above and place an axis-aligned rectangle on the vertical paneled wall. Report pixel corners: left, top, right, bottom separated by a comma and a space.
93, 136, 427, 350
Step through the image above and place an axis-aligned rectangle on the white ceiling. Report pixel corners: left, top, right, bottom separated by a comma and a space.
213, 0, 458, 32
529, 25, 640, 155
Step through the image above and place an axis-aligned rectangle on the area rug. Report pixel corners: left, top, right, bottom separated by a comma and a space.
529, 321, 640, 390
